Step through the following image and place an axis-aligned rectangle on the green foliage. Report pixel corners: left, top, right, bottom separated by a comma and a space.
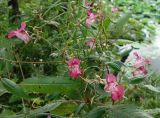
1, 78, 28, 98
109, 104, 153, 118
1, 102, 62, 118
144, 85, 160, 93
110, 12, 132, 38
0, 0, 159, 117
20, 76, 82, 94
86, 106, 106, 118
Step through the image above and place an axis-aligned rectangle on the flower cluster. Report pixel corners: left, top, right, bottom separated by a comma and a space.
67, 58, 82, 78
111, 6, 119, 13
104, 73, 124, 101
85, 37, 96, 49
85, 2, 98, 27
86, 10, 98, 27
132, 52, 150, 76
7, 22, 30, 44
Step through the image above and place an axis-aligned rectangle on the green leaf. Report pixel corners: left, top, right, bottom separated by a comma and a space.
52, 102, 77, 116
0, 81, 8, 96
102, 18, 111, 30
28, 102, 62, 117
86, 106, 106, 118
145, 108, 160, 115
119, 45, 132, 57
2, 102, 62, 118
107, 61, 124, 72
129, 77, 145, 84
0, 39, 14, 75
110, 12, 132, 37
143, 85, 160, 93
1, 78, 28, 98
115, 39, 134, 45
109, 104, 153, 118
20, 76, 82, 94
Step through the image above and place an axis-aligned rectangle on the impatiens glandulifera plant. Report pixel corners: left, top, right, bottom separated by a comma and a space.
85, 1, 98, 28
104, 73, 124, 102
85, 37, 96, 49
7, 22, 30, 44
67, 58, 82, 78
111, 6, 119, 13
132, 52, 150, 77
0, 0, 158, 118
86, 10, 98, 27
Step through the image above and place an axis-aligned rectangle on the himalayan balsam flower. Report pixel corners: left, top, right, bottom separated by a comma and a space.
86, 10, 98, 27
7, 22, 30, 44
105, 73, 117, 83
132, 52, 150, 76
104, 82, 124, 101
47, 114, 51, 118
104, 73, 124, 101
111, 6, 119, 13
67, 58, 81, 78
85, 2, 92, 9
85, 37, 96, 48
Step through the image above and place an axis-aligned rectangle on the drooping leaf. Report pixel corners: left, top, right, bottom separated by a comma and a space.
1, 78, 28, 98
129, 77, 145, 84
2, 102, 62, 118
0, 81, 8, 96
28, 102, 62, 117
109, 104, 153, 118
114, 39, 134, 45
144, 85, 160, 93
20, 76, 82, 94
145, 108, 160, 116
107, 61, 124, 72
86, 106, 106, 118
52, 102, 78, 116
119, 45, 132, 57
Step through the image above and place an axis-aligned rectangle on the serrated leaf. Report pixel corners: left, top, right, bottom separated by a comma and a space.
28, 102, 62, 117
107, 61, 124, 72
86, 106, 106, 118
144, 85, 160, 93
2, 102, 62, 118
115, 39, 134, 45
1, 78, 28, 98
52, 102, 77, 116
20, 76, 82, 94
129, 77, 144, 84
109, 104, 153, 118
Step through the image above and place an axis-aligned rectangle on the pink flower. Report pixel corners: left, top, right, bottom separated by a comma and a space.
7, 22, 30, 44
104, 82, 124, 101
85, 37, 96, 48
86, 10, 98, 27
104, 73, 124, 101
105, 73, 117, 83
67, 58, 81, 78
132, 52, 150, 76
132, 66, 148, 76
47, 114, 51, 118
67, 58, 80, 67
111, 6, 119, 13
